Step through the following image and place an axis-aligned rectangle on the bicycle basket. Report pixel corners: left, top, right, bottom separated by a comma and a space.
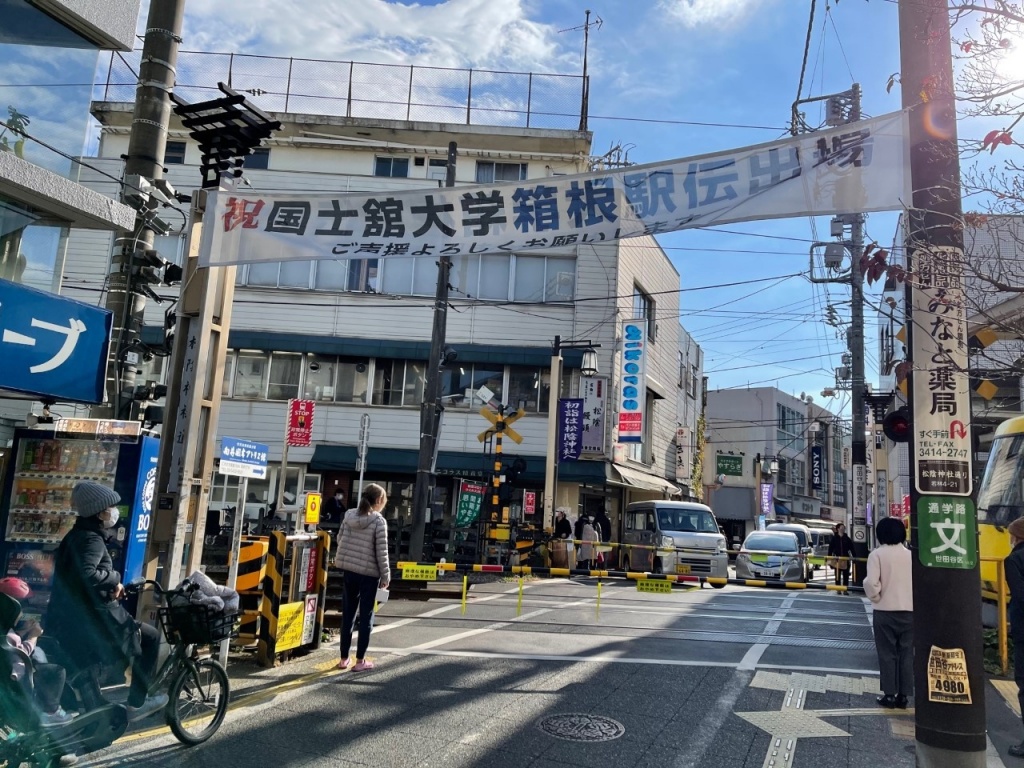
158, 603, 238, 645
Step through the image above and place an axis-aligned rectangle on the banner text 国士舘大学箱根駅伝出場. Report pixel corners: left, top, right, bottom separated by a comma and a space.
199, 111, 911, 267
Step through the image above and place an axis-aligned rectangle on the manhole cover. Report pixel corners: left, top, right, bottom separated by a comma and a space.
536, 713, 625, 742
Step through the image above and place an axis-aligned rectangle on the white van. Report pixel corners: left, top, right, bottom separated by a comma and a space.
619, 501, 729, 586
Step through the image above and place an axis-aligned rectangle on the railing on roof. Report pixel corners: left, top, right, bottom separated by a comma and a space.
96, 50, 587, 131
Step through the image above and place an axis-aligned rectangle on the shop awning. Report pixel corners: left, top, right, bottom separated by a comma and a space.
309, 444, 358, 471
609, 463, 680, 496
774, 500, 792, 517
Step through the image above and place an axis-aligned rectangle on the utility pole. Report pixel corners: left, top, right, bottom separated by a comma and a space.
94, 0, 184, 418
409, 142, 457, 562
899, 1, 986, 765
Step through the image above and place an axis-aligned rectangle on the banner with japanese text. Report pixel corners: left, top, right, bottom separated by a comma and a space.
557, 398, 584, 462
580, 376, 607, 454
200, 111, 911, 266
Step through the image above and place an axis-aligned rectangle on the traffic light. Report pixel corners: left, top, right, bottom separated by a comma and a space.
882, 406, 911, 443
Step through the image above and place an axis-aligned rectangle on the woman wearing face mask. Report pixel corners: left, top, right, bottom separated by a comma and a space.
46, 482, 167, 721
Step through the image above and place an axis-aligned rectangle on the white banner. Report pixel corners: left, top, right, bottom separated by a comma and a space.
617, 319, 647, 444
200, 111, 910, 266
580, 376, 607, 455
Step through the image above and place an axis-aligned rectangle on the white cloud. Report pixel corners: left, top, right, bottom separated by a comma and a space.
146, 0, 574, 73
659, 0, 766, 28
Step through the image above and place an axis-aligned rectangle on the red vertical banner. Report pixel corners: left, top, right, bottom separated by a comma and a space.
287, 399, 315, 447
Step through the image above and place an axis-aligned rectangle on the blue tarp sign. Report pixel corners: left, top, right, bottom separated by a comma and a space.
219, 437, 269, 479
0, 279, 112, 403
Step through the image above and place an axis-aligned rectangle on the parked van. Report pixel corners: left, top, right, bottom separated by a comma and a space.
765, 522, 814, 581
808, 528, 833, 570
619, 501, 729, 587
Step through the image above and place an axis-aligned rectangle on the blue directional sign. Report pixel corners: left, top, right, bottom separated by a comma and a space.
0, 279, 112, 403
219, 437, 269, 479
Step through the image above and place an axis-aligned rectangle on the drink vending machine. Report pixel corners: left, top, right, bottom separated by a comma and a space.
0, 422, 159, 620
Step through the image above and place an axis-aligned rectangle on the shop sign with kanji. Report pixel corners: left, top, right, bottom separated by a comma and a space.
917, 495, 977, 569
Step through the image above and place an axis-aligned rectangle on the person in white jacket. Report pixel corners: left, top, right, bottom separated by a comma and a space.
863, 517, 913, 709
334, 483, 390, 671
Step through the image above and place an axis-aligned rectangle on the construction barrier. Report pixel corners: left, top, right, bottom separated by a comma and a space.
981, 556, 1010, 676
258, 531, 330, 667
235, 536, 269, 644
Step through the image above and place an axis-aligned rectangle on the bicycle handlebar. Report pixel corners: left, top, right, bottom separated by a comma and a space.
124, 578, 201, 598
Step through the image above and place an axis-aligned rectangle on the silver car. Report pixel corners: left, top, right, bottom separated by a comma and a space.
735, 531, 804, 582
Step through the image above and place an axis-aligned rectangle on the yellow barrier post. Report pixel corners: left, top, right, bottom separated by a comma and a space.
596, 579, 602, 621
461, 574, 468, 615
516, 575, 524, 617
999, 559, 1010, 676
257, 531, 286, 668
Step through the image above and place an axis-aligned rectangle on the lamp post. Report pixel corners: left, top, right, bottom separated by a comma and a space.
543, 336, 599, 528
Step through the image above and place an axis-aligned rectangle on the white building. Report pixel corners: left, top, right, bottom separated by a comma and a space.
59, 51, 701, 549
703, 386, 848, 547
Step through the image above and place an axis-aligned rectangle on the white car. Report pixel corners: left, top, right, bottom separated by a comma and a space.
735, 531, 804, 582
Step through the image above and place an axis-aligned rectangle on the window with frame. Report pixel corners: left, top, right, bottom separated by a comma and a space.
246, 261, 312, 288
268, 352, 302, 400
507, 366, 544, 412
475, 161, 527, 184
245, 147, 270, 170
372, 360, 425, 407
777, 404, 805, 451
633, 287, 656, 341
832, 468, 847, 506
164, 141, 186, 164
512, 255, 576, 302
688, 364, 699, 399
233, 352, 268, 399
374, 157, 409, 178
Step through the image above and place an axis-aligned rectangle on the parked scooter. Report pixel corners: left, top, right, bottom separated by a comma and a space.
0, 592, 128, 768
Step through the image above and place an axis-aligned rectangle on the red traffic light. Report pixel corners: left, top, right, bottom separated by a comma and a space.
882, 406, 911, 443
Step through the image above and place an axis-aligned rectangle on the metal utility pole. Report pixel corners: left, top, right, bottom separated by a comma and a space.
899, 0, 986, 764
409, 142, 457, 562
95, 0, 184, 418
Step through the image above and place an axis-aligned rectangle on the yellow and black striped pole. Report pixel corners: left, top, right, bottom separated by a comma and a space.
492, 412, 504, 524
311, 530, 331, 650
236, 536, 269, 644
257, 530, 286, 668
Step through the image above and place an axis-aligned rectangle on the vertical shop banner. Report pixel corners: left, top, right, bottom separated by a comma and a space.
287, 399, 315, 447
760, 483, 774, 518
810, 446, 823, 490
455, 481, 486, 527
617, 319, 647, 444
675, 427, 691, 482
580, 376, 607, 454
524, 491, 537, 516
558, 398, 584, 462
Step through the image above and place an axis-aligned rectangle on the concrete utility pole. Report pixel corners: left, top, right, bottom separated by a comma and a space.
409, 142, 457, 562
95, 0, 185, 418
898, 0, 986, 765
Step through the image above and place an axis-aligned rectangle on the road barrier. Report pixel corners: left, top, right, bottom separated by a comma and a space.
395, 560, 861, 618
257, 531, 331, 667
235, 537, 269, 644
981, 557, 1010, 675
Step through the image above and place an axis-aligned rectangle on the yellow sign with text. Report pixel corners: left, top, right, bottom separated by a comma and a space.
636, 579, 672, 594
402, 565, 438, 581
304, 492, 322, 525
277, 601, 305, 652
927, 645, 971, 704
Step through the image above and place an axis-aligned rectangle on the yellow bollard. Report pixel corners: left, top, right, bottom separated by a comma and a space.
516, 575, 524, 617
461, 574, 468, 616
596, 580, 602, 621
999, 559, 1009, 676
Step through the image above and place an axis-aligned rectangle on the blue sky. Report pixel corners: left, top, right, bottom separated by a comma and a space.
139, 0, 937, 415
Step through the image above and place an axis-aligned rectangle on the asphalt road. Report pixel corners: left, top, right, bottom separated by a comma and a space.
76, 572, 949, 768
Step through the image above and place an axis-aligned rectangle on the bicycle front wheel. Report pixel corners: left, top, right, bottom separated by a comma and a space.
166, 658, 230, 745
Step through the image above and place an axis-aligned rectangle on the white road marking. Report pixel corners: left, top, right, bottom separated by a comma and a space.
738, 594, 798, 671
372, 585, 521, 634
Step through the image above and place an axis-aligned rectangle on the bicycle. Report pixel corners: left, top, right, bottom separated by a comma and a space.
126, 578, 237, 745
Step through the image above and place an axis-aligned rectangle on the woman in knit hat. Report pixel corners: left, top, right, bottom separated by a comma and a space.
1004, 517, 1024, 757
45, 481, 167, 721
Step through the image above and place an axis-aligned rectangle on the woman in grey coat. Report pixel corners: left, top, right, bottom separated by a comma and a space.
334, 483, 390, 671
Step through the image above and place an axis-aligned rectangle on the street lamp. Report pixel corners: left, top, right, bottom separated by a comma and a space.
543, 335, 600, 528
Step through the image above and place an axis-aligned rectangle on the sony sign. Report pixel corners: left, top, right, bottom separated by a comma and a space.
810, 445, 824, 491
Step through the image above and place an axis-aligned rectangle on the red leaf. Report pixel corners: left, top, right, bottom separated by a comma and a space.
961, 42, 973, 53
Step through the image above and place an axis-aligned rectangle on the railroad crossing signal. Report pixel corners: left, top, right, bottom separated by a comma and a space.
477, 406, 525, 444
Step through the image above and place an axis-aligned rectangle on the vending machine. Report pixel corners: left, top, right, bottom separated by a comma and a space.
0, 422, 159, 620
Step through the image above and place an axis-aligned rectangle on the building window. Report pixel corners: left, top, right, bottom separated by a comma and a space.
246, 147, 270, 170
777, 404, 805, 451
633, 286, 656, 341
688, 365, 699, 399
832, 468, 847, 506
375, 157, 409, 178
511, 255, 576, 302
476, 161, 527, 184
165, 141, 186, 164
267, 352, 302, 400
234, 352, 268, 399
507, 366, 546, 412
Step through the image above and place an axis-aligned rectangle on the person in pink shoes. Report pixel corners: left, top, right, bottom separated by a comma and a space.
334, 483, 390, 672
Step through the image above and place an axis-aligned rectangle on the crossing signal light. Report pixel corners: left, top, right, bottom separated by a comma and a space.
882, 406, 911, 443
